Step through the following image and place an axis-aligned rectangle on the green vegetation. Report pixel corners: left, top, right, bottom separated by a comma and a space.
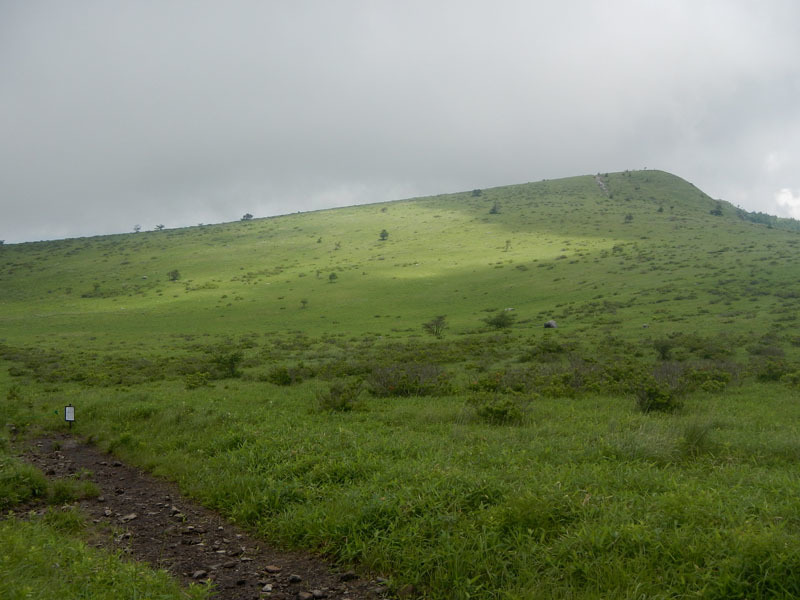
0, 516, 209, 599
3, 169, 800, 598
0, 432, 207, 599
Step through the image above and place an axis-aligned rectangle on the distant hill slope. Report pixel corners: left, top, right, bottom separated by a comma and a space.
1, 170, 798, 347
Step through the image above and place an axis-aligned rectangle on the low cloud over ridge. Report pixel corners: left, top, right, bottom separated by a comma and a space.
2, 1, 800, 242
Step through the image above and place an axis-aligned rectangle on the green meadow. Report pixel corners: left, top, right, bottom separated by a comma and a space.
3, 170, 800, 598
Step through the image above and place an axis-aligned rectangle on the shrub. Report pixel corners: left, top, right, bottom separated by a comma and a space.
634, 364, 687, 413
266, 364, 313, 386
483, 310, 516, 330
467, 392, 527, 425
368, 363, 452, 397
682, 362, 733, 393
747, 343, 785, 358
753, 358, 792, 382
208, 348, 244, 378
653, 338, 674, 360
469, 369, 532, 394
184, 371, 212, 389
781, 370, 800, 387
266, 366, 292, 386
317, 358, 372, 380
316, 380, 363, 412
422, 315, 447, 338
634, 379, 682, 413
519, 337, 569, 362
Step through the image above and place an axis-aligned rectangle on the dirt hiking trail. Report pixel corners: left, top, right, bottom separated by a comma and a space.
21, 435, 393, 600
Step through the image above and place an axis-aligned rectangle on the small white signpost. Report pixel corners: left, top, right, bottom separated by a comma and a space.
65, 404, 74, 428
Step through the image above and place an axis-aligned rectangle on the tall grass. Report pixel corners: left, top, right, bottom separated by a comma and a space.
0, 517, 210, 600
4, 169, 800, 597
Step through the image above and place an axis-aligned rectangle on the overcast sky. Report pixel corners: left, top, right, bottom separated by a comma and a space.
2, 1, 800, 243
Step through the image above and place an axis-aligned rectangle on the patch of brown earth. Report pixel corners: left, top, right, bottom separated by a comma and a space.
21, 435, 391, 600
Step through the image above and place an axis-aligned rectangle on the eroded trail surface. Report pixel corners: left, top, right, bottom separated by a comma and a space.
23, 436, 388, 600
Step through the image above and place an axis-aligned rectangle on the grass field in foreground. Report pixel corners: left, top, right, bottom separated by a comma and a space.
3, 169, 800, 598
0, 430, 209, 600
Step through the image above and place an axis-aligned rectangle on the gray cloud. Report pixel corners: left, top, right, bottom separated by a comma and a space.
2, 1, 800, 242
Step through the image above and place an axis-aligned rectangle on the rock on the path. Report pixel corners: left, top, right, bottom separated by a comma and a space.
288, 574, 303, 583
265, 564, 282, 573
119, 513, 138, 523
192, 570, 208, 579
297, 593, 314, 600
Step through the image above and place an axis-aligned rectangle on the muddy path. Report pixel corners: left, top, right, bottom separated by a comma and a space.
21, 435, 390, 600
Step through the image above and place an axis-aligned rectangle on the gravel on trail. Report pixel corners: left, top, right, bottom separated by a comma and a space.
20, 435, 391, 600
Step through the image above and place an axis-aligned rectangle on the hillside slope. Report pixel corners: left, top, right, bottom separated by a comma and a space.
1, 169, 798, 347
5, 170, 800, 600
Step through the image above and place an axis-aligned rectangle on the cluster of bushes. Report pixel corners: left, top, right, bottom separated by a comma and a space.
652, 333, 734, 361
261, 363, 315, 386
367, 363, 453, 397
4, 328, 799, 422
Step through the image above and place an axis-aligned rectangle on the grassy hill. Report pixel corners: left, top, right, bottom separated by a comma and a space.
3, 170, 800, 599
2, 169, 798, 344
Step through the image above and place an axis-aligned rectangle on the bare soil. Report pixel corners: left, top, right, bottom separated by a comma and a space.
20, 435, 391, 600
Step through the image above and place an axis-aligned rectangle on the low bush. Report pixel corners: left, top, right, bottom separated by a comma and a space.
483, 310, 516, 330
265, 363, 314, 386
634, 364, 687, 413
316, 380, 363, 412
368, 363, 453, 397
317, 358, 372, 380
682, 362, 735, 393
753, 358, 793, 382
467, 392, 528, 425
519, 337, 570, 362
208, 348, 244, 379
184, 371, 212, 389
780, 370, 800, 387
